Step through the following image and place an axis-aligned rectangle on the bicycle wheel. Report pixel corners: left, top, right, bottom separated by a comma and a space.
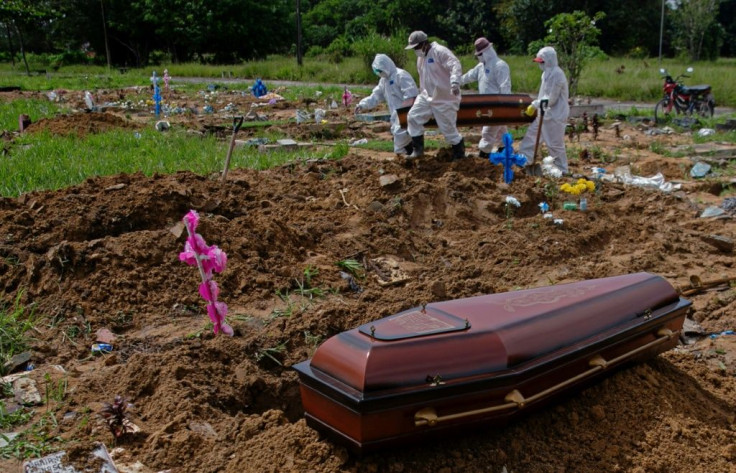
654, 99, 673, 124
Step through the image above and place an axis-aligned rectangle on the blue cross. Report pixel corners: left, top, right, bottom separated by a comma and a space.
490, 133, 527, 184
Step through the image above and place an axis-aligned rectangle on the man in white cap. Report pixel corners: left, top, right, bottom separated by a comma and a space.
404, 30, 465, 161
518, 45, 569, 175
355, 53, 419, 156
461, 37, 512, 158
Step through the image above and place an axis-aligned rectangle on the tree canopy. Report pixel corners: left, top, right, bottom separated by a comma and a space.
0, 0, 733, 67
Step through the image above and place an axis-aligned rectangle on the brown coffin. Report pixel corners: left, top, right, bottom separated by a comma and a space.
396, 93, 536, 129
293, 272, 691, 454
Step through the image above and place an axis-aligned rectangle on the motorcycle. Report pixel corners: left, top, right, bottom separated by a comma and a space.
654, 67, 715, 124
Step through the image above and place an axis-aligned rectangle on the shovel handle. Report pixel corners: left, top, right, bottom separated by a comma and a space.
233, 115, 244, 133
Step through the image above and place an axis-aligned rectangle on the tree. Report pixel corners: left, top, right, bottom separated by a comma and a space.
532, 11, 606, 98
0, 0, 57, 74
670, 0, 719, 61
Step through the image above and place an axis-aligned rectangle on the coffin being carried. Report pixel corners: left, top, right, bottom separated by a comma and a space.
294, 273, 690, 454
396, 93, 536, 129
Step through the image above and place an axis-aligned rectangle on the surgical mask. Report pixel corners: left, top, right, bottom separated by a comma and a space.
372, 68, 381, 77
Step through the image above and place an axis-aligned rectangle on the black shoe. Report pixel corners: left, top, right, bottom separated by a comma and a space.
478, 150, 489, 159
404, 143, 414, 156
407, 135, 424, 160
451, 138, 466, 160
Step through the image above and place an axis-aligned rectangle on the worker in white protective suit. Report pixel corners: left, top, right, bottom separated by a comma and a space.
460, 37, 512, 158
355, 54, 419, 155
518, 46, 570, 175
404, 31, 465, 161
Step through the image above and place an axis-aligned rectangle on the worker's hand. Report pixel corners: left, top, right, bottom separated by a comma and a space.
525, 104, 536, 117
354, 105, 362, 115
540, 98, 549, 111
451, 83, 460, 96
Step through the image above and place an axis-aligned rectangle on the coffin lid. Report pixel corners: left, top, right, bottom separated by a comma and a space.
308, 273, 681, 394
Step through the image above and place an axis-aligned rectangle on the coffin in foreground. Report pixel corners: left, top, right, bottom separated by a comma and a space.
396, 93, 536, 129
293, 272, 690, 454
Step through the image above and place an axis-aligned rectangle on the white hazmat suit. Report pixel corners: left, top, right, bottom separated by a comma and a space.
518, 46, 570, 173
407, 42, 463, 147
356, 54, 418, 154
460, 41, 511, 154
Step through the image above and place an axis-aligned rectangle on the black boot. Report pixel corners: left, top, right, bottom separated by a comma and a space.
451, 138, 466, 160
404, 142, 414, 156
478, 150, 489, 159
406, 135, 424, 160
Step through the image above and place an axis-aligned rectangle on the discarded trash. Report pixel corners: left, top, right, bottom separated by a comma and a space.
203, 105, 214, 114
23, 443, 118, 473
155, 120, 170, 132
709, 330, 735, 339
314, 108, 326, 123
553, 218, 564, 225
133, 132, 142, 139
541, 156, 563, 178
244, 137, 269, 146
538, 202, 550, 213
697, 128, 716, 137
296, 109, 310, 124
84, 91, 95, 111
600, 166, 681, 192
722, 197, 736, 213
349, 138, 368, 146
579, 198, 588, 211
700, 206, 727, 218
505, 196, 521, 207
340, 271, 363, 293
543, 212, 554, 219
92, 343, 113, 354
590, 167, 607, 180
690, 162, 711, 178
563, 202, 578, 211
46, 91, 58, 102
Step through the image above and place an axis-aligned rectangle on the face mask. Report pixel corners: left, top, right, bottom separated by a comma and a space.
414, 49, 424, 58
372, 68, 381, 77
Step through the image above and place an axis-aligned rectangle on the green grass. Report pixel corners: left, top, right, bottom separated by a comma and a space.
0, 99, 68, 131
0, 412, 61, 460
0, 127, 350, 197
0, 292, 36, 376
3, 55, 736, 107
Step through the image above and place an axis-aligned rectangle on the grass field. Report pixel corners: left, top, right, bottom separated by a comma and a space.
1, 55, 734, 107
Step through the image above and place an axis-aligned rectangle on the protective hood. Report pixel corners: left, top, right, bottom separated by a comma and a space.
479, 44, 499, 66
372, 54, 397, 79
535, 46, 559, 70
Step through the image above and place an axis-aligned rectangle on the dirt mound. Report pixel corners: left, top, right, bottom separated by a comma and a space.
24, 112, 142, 137
1, 97, 735, 473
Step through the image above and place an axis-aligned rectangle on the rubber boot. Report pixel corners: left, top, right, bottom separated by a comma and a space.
451, 138, 466, 161
406, 135, 424, 160
404, 142, 414, 156
478, 150, 489, 159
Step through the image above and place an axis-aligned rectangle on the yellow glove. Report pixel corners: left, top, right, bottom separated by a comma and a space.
525, 104, 536, 117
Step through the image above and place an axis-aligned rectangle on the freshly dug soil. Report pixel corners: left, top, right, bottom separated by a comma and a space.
1, 86, 735, 473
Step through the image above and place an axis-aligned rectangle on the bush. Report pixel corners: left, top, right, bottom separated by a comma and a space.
351, 30, 410, 72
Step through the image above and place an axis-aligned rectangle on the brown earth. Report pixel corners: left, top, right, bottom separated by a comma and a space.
1, 86, 736, 473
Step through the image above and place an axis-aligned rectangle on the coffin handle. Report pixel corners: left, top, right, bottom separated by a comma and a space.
414, 327, 676, 427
